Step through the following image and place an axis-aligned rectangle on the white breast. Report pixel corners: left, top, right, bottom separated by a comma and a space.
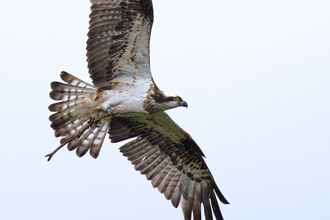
100, 75, 153, 114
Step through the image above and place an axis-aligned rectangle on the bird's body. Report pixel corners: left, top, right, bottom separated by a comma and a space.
47, 1, 229, 219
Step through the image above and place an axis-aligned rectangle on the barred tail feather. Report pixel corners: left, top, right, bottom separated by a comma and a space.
66, 116, 110, 158
47, 71, 110, 160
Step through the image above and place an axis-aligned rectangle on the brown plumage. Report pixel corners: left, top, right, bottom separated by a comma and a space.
110, 112, 229, 219
47, 1, 229, 219
87, 0, 153, 87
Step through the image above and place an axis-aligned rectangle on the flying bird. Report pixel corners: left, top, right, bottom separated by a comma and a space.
46, 0, 229, 219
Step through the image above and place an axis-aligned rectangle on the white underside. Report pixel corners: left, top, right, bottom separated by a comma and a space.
97, 75, 153, 114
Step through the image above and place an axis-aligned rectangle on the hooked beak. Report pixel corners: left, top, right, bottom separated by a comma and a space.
179, 100, 188, 108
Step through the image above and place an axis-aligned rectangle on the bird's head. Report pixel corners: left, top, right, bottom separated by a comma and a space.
154, 92, 188, 112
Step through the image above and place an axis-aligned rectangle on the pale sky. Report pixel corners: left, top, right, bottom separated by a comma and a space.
1, 0, 329, 219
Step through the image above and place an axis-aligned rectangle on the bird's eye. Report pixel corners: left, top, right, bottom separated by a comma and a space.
175, 97, 180, 101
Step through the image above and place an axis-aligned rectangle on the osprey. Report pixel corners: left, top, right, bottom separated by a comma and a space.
46, 0, 229, 219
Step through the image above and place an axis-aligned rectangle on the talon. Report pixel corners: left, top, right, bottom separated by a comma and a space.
88, 116, 100, 128
88, 116, 94, 127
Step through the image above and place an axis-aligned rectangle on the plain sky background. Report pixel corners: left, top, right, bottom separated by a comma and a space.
0, 0, 329, 219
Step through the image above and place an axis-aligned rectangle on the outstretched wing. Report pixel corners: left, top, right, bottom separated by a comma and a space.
87, 0, 154, 87
110, 112, 229, 220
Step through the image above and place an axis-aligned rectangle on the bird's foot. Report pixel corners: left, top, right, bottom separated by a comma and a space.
88, 110, 112, 128
88, 115, 101, 128
88, 114, 103, 128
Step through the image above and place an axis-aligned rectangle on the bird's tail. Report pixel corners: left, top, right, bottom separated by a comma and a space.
46, 71, 111, 161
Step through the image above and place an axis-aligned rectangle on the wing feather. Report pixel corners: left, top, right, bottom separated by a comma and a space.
182, 198, 192, 220
134, 147, 160, 170
163, 168, 180, 198
109, 112, 228, 219
139, 152, 163, 174
202, 198, 213, 220
146, 157, 170, 181
171, 173, 184, 208
187, 181, 196, 210
158, 166, 176, 194
151, 162, 172, 188
210, 191, 223, 220
87, 0, 154, 87
192, 195, 202, 220
111, 112, 229, 219
141, 154, 167, 175
195, 182, 203, 206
